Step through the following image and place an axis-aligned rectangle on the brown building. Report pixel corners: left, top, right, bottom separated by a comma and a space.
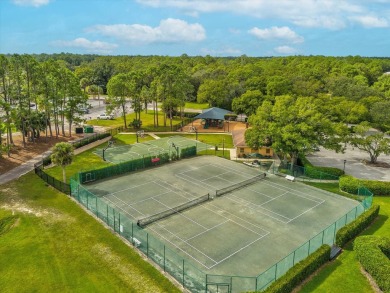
232, 129, 274, 159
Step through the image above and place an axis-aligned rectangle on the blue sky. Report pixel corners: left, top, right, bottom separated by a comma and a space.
1, 0, 390, 57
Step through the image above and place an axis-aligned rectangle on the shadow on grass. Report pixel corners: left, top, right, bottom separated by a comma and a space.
362, 214, 389, 235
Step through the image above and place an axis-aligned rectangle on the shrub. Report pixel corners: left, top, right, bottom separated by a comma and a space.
261, 245, 331, 293
224, 113, 237, 121
298, 156, 344, 179
336, 205, 380, 247
354, 236, 390, 293
340, 175, 390, 196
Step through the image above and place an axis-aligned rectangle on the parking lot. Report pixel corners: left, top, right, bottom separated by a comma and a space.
306, 145, 390, 181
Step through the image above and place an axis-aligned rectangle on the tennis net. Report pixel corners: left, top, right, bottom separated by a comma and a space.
137, 193, 211, 227
216, 173, 267, 197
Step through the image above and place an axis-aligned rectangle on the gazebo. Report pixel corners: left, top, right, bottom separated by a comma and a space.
194, 107, 232, 129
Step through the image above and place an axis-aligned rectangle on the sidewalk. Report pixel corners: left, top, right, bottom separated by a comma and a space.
0, 150, 52, 185
0, 136, 112, 186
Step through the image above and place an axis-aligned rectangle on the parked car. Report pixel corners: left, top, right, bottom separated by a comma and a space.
97, 113, 114, 120
80, 107, 90, 114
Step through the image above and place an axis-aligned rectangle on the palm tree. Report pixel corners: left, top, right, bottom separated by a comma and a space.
51, 142, 74, 183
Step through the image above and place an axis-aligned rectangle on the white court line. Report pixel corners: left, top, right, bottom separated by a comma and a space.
184, 220, 229, 241
208, 233, 269, 269
199, 170, 233, 183
104, 181, 155, 197
261, 178, 324, 203
130, 190, 172, 206
150, 222, 219, 264
155, 176, 269, 234
226, 195, 290, 223
104, 180, 271, 270
152, 197, 208, 230
286, 201, 325, 223
97, 198, 219, 268
148, 226, 218, 268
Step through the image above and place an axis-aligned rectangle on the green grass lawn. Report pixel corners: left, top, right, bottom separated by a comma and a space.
0, 173, 180, 293
44, 145, 111, 183
44, 134, 156, 182
298, 183, 390, 293
184, 102, 209, 110
88, 110, 184, 132
155, 133, 234, 148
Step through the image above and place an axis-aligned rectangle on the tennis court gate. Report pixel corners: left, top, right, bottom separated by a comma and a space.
206, 275, 232, 293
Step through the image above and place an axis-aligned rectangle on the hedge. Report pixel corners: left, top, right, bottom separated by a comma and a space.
42, 132, 111, 166
261, 245, 331, 293
354, 236, 390, 293
340, 175, 390, 196
298, 156, 344, 179
336, 205, 380, 247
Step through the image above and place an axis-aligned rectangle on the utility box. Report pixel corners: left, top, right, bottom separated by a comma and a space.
75, 127, 83, 134
83, 126, 94, 133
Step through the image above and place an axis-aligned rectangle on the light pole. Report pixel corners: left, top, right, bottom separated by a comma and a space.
343, 160, 347, 172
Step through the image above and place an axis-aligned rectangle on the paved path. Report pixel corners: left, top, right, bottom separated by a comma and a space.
0, 150, 53, 185
0, 136, 111, 186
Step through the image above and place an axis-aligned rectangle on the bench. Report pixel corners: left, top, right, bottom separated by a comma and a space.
286, 175, 295, 182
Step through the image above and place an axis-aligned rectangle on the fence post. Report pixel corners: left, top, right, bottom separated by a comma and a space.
106, 205, 109, 226
147, 233, 149, 258
95, 196, 99, 218
182, 259, 185, 288
163, 245, 166, 272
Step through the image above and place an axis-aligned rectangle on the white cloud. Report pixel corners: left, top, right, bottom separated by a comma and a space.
12, 0, 51, 7
349, 15, 389, 28
274, 46, 298, 55
87, 18, 206, 44
52, 38, 118, 54
249, 26, 304, 43
136, 0, 388, 30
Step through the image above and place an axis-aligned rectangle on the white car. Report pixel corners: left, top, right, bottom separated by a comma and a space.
97, 113, 114, 120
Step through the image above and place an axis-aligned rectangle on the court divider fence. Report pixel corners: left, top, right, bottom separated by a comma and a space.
273, 161, 340, 181
69, 159, 374, 293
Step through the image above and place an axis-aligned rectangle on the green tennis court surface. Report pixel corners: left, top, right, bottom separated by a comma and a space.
94, 136, 211, 163
83, 156, 360, 279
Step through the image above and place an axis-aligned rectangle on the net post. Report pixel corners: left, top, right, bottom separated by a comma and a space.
86, 191, 89, 209
147, 233, 149, 258
321, 230, 325, 244
308, 240, 311, 256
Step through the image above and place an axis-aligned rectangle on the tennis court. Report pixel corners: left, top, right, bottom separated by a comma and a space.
94, 136, 211, 163
83, 155, 360, 280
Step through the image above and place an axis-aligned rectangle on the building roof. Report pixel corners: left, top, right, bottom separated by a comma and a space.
194, 107, 231, 120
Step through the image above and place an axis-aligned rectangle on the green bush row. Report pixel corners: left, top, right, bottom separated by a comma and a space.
340, 175, 390, 195
298, 156, 344, 179
335, 205, 380, 247
262, 245, 331, 293
354, 236, 390, 293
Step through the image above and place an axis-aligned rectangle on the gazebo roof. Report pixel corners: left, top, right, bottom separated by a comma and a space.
194, 107, 231, 120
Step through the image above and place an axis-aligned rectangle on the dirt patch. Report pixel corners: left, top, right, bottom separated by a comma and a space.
0, 133, 79, 175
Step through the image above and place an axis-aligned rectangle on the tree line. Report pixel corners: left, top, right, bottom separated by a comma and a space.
1, 53, 390, 162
